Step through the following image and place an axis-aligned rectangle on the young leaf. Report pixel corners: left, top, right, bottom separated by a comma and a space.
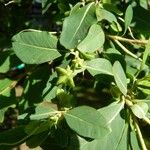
60, 3, 97, 49
77, 24, 105, 53
86, 58, 113, 76
12, 31, 61, 64
131, 102, 149, 119
64, 106, 110, 139
113, 61, 127, 95
124, 5, 133, 34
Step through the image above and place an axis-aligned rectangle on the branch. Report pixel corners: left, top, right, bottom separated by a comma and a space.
113, 39, 142, 61
107, 35, 148, 45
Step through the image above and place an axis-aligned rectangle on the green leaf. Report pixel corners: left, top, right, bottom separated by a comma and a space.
31, 102, 57, 120
0, 51, 11, 73
64, 106, 110, 139
19, 102, 57, 120
42, 0, 54, 14
113, 61, 127, 95
0, 79, 15, 95
42, 72, 58, 101
12, 30, 61, 64
130, 131, 141, 150
98, 101, 124, 124
124, 5, 133, 34
141, 38, 150, 69
0, 79, 17, 123
131, 102, 149, 119
25, 120, 53, 135
96, 7, 117, 23
26, 131, 49, 148
137, 76, 150, 95
77, 24, 105, 53
71, 112, 129, 150
60, 3, 97, 49
86, 58, 113, 76
0, 108, 7, 123
70, 2, 83, 15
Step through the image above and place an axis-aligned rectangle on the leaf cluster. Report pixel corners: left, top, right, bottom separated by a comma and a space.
0, 0, 150, 149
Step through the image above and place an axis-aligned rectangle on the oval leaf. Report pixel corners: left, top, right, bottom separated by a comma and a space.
70, 113, 128, 150
60, 3, 97, 49
96, 7, 117, 23
12, 31, 61, 64
131, 102, 149, 119
86, 58, 113, 76
64, 106, 110, 139
77, 24, 105, 53
124, 5, 133, 34
113, 61, 127, 95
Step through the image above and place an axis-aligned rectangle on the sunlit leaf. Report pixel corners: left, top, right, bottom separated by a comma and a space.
131, 102, 149, 119
60, 3, 97, 49
64, 106, 111, 139
86, 58, 113, 76
12, 30, 61, 64
77, 24, 105, 53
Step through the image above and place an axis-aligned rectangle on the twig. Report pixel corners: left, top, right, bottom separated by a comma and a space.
107, 35, 148, 45
5, 1, 16, 6
113, 39, 142, 61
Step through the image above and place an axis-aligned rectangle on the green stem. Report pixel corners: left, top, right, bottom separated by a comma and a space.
133, 117, 148, 150
5, 1, 16, 6
113, 39, 142, 61
143, 117, 150, 126
107, 35, 148, 45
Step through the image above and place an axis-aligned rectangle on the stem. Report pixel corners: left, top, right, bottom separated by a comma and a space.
107, 35, 148, 45
113, 39, 142, 61
5, 1, 16, 6
143, 117, 150, 126
133, 117, 148, 150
